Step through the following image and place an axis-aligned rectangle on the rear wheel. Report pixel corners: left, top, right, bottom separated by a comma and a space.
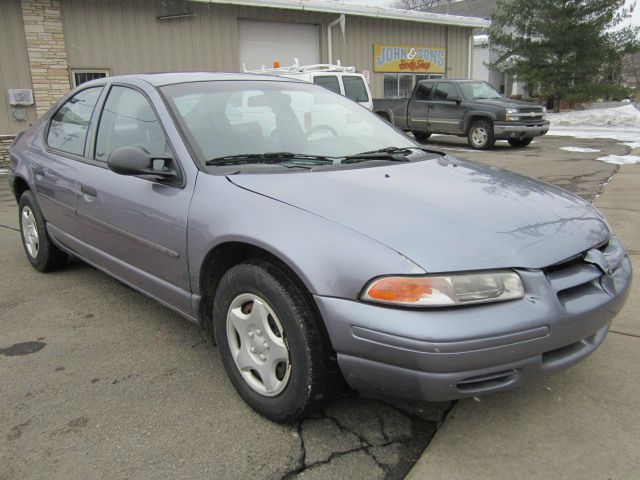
508, 138, 533, 148
412, 131, 431, 143
467, 120, 495, 150
18, 191, 68, 272
213, 259, 337, 422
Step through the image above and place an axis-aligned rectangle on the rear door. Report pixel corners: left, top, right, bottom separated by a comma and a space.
341, 75, 372, 111
36, 86, 103, 254
74, 82, 196, 316
407, 81, 433, 132
427, 82, 464, 133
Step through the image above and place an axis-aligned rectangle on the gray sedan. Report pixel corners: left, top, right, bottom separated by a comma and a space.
8, 73, 632, 422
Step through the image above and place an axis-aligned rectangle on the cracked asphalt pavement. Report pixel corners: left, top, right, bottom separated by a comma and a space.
0, 133, 627, 479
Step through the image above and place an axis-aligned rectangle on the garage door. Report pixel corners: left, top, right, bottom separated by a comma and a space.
239, 20, 320, 71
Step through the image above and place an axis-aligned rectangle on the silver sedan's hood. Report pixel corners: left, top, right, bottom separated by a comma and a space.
229, 157, 609, 272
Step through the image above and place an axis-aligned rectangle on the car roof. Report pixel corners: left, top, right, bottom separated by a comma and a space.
84, 72, 305, 87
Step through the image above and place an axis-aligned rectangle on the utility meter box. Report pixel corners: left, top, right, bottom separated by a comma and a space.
8, 89, 34, 106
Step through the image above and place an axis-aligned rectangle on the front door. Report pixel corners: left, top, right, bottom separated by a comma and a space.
427, 82, 463, 134
75, 84, 195, 316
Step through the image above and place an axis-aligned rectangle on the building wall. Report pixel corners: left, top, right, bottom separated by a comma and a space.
472, 44, 490, 82
0, 0, 38, 135
61, 0, 472, 98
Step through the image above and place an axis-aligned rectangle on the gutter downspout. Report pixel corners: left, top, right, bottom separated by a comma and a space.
327, 14, 346, 64
468, 31, 473, 79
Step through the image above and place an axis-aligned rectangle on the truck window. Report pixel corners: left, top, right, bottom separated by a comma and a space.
416, 82, 434, 101
433, 82, 457, 101
313, 76, 341, 95
342, 76, 369, 102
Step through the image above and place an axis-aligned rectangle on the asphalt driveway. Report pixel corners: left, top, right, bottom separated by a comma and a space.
0, 133, 630, 480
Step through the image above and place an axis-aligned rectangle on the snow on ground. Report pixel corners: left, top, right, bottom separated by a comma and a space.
560, 146, 601, 153
548, 104, 640, 129
596, 154, 640, 165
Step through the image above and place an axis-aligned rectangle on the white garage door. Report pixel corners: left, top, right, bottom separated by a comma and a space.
239, 20, 320, 71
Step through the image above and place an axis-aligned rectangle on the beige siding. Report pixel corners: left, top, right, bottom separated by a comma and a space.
61, 0, 472, 98
0, 0, 37, 135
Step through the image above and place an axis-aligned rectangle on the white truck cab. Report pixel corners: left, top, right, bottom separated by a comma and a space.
243, 61, 373, 111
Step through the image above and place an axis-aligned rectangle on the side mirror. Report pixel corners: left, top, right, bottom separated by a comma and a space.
107, 146, 178, 182
447, 93, 461, 103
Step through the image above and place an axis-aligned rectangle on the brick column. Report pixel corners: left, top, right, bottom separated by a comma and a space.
20, 0, 70, 117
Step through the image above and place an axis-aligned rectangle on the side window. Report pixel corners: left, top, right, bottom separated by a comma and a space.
47, 87, 102, 156
433, 82, 457, 101
95, 86, 168, 161
342, 76, 369, 102
313, 76, 341, 95
416, 82, 434, 101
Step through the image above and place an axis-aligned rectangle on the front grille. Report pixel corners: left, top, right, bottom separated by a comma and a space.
543, 239, 623, 305
519, 107, 543, 114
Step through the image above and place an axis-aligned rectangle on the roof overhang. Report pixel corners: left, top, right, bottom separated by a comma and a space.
188, 0, 491, 28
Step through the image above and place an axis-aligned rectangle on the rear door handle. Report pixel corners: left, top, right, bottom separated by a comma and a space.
80, 185, 97, 197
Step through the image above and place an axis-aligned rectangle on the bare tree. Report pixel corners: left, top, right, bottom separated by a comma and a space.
394, 0, 452, 12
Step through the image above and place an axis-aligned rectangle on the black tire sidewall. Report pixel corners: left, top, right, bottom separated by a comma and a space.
213, 261, 326, 422
18, 191, 47, 271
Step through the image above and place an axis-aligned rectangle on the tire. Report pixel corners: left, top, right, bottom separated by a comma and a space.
213, 259, 337, 422
467, 119, 495, 150
508, 138, 533, 148
18, 191, 68, 272
412, 131, 431, 143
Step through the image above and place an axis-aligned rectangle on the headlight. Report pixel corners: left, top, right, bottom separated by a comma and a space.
361, 271, 524, 307
505, 108, 519, 121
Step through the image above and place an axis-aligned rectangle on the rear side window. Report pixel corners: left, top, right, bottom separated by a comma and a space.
416, 82, 434, 101
343, 76, 369, 102
47, 87, 102, 156
313, 76, 341, 95
95, 86, 168, 161
433, 82, 457, 101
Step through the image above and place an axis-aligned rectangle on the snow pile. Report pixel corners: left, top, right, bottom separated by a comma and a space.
549, 105, 640, 129
560, 146, 601, 153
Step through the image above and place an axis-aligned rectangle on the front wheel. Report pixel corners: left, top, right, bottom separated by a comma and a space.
467, 120, 495, 150
508, 138, 533, 148
412, 131, 431, 143
213, 260, 337, 422
18, 191, 68, 272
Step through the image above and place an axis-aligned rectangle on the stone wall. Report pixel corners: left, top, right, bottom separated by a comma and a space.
0, 136, 15, 169
20, 0, 70, 118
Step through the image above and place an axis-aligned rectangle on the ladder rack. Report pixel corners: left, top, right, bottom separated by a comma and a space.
243, 58, 356, 75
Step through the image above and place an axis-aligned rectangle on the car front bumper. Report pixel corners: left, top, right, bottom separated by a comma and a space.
314, 255, 632, 402
494, 121, 550, 139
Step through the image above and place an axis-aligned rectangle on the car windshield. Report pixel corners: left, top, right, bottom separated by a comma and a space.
161, 80, 416, 166
459, 82, 502, 100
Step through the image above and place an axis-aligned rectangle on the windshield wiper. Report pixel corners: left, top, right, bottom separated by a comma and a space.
340, 146, 417, 164
205, 152, 334, 166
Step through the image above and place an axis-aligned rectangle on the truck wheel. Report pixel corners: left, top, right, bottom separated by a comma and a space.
18, 191, 68, 272
508, 138, 533, 148
468, 120, 495, 150
213, 259, 337, 423
413, 131, 431, 143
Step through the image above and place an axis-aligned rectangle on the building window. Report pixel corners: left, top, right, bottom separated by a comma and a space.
383, 73, 444, 98
71, 69, 109, 88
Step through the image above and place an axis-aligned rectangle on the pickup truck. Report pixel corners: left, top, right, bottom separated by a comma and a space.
373, 79, 549, 149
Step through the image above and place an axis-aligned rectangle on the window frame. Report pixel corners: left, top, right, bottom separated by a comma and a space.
382, 73, 445, 99
44, 85, 105, 161
70, 68, 110, 88
91, 82, 185, 187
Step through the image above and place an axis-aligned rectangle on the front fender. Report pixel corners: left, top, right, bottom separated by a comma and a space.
188, 174, 424, 299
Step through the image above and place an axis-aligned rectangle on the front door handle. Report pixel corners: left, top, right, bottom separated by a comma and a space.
34, 166, 45, 177
80, 185, 97, 197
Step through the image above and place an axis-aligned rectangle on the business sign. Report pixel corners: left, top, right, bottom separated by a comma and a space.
374, 44, 446, 73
